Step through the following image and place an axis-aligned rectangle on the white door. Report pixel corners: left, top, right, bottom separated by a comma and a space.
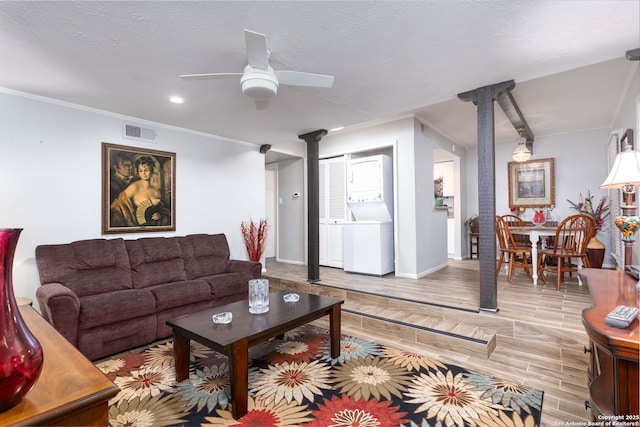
320, 157, 347, 267
264, 164, 277, 259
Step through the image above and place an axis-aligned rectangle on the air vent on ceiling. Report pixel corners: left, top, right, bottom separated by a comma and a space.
123, 123, 157, 142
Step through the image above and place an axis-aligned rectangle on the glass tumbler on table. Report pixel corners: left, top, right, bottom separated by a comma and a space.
248, 279, 269, 314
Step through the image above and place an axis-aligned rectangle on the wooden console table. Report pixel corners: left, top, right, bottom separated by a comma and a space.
580, 269, 639, 418
0, 306, 119, 426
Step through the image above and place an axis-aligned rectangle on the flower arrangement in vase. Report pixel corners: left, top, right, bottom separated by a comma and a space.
464, 215, 479, 234
241, 218, 269, 262
567, 190, 610, 268
567, 191, 610, 235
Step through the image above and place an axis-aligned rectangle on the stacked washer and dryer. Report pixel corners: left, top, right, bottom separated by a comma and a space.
343, 154, 394, 276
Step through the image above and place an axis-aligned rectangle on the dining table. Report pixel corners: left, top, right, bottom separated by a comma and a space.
509, 225, 570, 286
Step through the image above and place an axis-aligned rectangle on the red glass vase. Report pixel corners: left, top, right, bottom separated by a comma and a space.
0, 228, 44, 412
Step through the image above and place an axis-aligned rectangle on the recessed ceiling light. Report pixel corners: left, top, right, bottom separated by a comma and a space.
329, 126, 344, 132
169, 96, 184, 104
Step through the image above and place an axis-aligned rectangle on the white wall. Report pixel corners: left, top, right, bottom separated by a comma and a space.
275, 158, 306, 264
612, 63, 640, 133
414, 120, 449, 275
0, 91, 265, 305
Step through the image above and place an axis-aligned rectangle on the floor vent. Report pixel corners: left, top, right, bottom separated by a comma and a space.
124, 123, 157, 142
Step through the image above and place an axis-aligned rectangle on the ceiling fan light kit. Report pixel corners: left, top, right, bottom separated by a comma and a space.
240, 65, 278, 100
180, 29, 334, 110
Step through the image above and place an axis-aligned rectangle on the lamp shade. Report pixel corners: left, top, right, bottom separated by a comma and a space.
600, 149, 640, 188
512, 142, 531, 162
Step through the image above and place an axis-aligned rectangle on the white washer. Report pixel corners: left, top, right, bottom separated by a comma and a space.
343, 221, 394, 276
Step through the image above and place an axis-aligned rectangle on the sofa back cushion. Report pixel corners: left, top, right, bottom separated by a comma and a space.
36, 238, 133, 298
177, 234, 230, 280
126, 237, 187, 289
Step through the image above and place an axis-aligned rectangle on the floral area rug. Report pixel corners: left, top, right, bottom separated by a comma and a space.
96, 324, 543, 426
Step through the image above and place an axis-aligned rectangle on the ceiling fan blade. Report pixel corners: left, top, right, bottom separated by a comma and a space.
255, 99, 270, 110
179, 73, 242, 80
245, 30, 269, 71
276, 70, 334, 88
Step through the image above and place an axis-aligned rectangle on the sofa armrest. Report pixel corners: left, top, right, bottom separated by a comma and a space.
36, 283, 81, 347
226, 259, 262, 278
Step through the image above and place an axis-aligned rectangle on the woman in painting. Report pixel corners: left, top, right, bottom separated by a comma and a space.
110, 155, 171, 227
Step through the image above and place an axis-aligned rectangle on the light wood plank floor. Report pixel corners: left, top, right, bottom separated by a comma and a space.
264, 258, 595, 426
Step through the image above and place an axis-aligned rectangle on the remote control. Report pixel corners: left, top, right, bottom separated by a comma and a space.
625, 265, 640, 280
605, 305, 639, 329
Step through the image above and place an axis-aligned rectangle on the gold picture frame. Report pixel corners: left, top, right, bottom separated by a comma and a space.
508, 158, 555, 208
102, 142, 176, 234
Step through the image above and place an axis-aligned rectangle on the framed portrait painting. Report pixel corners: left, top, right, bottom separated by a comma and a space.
102, 142, 176, 234
508, 158, 555, 208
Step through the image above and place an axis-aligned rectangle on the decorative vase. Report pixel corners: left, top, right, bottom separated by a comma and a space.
471, 221, 479, 234
586, 235, 606, 269
532, 210, 546, 226
0, 228, 44, 412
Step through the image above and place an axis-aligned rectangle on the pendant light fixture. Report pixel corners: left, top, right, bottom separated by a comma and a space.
512, 138, 531, 162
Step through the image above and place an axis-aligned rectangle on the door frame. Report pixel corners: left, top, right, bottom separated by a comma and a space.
265, 163, 278, 260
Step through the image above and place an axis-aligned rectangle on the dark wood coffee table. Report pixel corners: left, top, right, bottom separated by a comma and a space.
166, 290, 343, 419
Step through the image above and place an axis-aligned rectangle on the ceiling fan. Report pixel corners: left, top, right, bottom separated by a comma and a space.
179, 29, 335, 110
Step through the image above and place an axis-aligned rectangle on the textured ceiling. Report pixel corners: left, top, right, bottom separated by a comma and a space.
1, 1, 638, 151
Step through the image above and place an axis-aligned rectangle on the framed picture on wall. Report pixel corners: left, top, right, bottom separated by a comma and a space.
508, 158, 555, 208
102, 142, 176, 234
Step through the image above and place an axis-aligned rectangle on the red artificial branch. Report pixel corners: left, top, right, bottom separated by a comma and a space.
241, 218, 269, 262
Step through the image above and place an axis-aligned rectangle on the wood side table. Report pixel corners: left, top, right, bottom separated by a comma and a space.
469, 233, 479, 259
0, 306, 119, 426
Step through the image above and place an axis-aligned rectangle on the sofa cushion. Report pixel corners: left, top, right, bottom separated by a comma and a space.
178, 234, 230, 279
148, 280, 212, 312
35, 238, 132, 298
79, 289, 156, 330
203, 272, 251, 300
126, 237, 187, 289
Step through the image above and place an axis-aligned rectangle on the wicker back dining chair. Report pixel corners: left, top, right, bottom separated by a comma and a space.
537, 214, 596, 291
495, 215, 532, 282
